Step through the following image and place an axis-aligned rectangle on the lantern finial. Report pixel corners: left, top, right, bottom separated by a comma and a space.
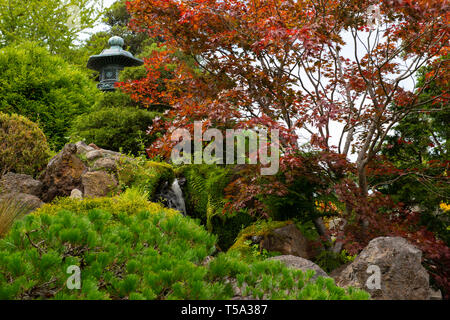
108, 36, 124, 48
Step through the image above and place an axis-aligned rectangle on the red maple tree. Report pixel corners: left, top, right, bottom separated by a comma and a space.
119, 0, 449, 296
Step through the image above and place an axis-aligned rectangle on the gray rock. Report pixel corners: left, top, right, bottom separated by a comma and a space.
0, 172, 43, 198
92, 157, 117, 171
86, 150, 103, 162
99, 149, 123, 157
0, 193, 43, 213
267, 255, 329, 281
334, 236, 432, 300
260, 224, 320, 259
82, 171, 118, 198
75, 141, 95, 155
430, 288, 442, 300
70, 189, 83, 199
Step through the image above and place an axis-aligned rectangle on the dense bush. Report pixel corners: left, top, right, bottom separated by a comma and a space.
35, 188, 168, 218
0, 42, 97, 149
180, 164, 255, 251
70, 91, 161, 156
0, 112, 50, 177
0, 196, 369, 300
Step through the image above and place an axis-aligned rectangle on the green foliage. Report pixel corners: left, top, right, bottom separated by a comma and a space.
117, 159, 175, 199
0, 204, 215, 299
228, 220, 291, 258
207, 251, 369, 300
70, 92, 161, 156
181, 164, 255, 250
295, 220, 320, 241
0, 112, 50, 177
0, 196, 32, 238
314, 250, 356, 274
262, 173, 319, 221
379, 60, 450, 244
0, 0, 101, 56
0, 42, 97, 149
0, 198, 369, 300
103, 0, 152, 56
35, 188, 173, 218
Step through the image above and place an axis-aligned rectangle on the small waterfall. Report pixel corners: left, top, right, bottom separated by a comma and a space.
159, 178, 187, 216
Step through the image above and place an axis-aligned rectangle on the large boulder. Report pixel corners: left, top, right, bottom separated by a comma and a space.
82, 171, 118, 198
334, 236, 432, 300
39, 144, 87, 202
0, 172, 43, 198
260, 224, 319, 259
230, 221, 320, 260
267, 255, 329, 281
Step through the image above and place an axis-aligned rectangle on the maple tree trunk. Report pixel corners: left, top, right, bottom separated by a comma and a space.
357, 163, 369, 197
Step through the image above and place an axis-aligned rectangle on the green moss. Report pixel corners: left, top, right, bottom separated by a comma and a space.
228, 220, 292, 256
117, 158, 175, 199
35, 188, 178, 218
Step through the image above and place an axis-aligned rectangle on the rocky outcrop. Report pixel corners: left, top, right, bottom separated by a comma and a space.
0, 172, 43, 198
38, 142, 132, 201
82, 171, 118, 198
39, 144, 87, 202
267, 255, 329, 281
334, 236, 433, 300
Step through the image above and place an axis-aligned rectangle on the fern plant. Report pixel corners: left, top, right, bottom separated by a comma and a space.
181, 164, 255, 250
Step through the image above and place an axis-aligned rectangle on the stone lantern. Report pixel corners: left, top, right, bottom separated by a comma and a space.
87, 36, 144, 91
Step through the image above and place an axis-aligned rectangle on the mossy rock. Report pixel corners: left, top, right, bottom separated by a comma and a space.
116, 159, 175, 199
229, 220, 292, 256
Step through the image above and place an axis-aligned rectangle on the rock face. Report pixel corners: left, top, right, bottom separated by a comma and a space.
39, 144, 87, 202
82, 171, 118, 198
260, 224, 319, 260
267, 255, 329, 281
38, 142, 131, 201
334, 237, 432, 300
0, 172, 43, 198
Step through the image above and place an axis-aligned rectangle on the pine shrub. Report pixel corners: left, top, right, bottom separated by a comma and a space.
0, 196, 369, 300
